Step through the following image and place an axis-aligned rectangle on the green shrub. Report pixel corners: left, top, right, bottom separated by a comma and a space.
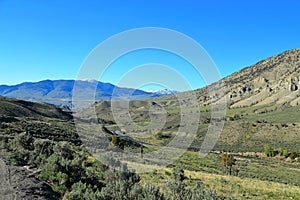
65, 181, 102, 200
111, 136, 124, 150
8, 149, 31, 165
283, 149, 289, 157
289, 151, 298, 160
221, 153, 236, 175
16, 132, 35, 150
139, 184, 164, 200
165, 171, 171, 176
264, 144, 272, 157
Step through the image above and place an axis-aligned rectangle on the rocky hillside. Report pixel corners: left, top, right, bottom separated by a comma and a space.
192, 48, 300, 108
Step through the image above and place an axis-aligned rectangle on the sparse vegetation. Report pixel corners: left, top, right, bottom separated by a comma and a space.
1, 49, 300, 199
221, 153, 236, 175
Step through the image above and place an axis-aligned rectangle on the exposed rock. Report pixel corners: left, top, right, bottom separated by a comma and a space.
290, 77, 298, 91
187, 48, 300, 108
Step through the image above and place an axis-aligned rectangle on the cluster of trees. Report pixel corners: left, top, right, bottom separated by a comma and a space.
264, 144, 298, 160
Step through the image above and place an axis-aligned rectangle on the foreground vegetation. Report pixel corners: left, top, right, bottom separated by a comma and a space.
0, 96, 299, 199
0, 115, 234, 199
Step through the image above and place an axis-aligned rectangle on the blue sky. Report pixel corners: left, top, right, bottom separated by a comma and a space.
0, 0, 300, 91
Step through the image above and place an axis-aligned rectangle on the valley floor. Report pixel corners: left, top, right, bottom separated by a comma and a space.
126, 150, 300, 200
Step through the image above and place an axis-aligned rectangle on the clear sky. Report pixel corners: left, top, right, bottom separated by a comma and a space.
0, 0, 300, 91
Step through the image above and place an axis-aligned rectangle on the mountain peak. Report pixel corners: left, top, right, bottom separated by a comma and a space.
146, 89, 179, 95
78, 79, 98, 83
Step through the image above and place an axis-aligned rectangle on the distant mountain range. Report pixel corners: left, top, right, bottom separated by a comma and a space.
0, 80, 176, 108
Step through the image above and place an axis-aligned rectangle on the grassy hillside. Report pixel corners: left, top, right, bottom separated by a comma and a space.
73, 49, 300, 199
82, 99, 300, 153
0, 96, 72, 120
0, 96, 234, 199
76, 97, 300, 199
1, 48, 300, 199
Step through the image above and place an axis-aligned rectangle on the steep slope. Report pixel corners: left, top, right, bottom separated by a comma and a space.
0, 96, 72, 120
0, 96, 80, 199
192, 48, 300, 108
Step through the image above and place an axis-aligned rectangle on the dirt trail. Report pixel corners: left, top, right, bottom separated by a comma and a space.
0, 158, 16, 200
0, 158, 60, 200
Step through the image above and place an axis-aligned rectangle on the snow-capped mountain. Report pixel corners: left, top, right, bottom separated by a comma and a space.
146, 89, 179, 95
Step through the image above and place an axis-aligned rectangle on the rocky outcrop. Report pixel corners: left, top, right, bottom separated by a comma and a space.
188, 48, 300, 108
290, 77, 299, 91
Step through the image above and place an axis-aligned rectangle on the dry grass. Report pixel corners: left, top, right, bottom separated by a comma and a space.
185, 170, 300, 200
127, 161, 300, 200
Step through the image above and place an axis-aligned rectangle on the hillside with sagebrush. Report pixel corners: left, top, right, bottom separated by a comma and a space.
0, 97, 233, 199
74, 49, 300, 199
84, 48, 300, 152
1, 49, 300, 199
